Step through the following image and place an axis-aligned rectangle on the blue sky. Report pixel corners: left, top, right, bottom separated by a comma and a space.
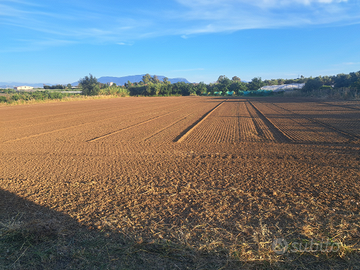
1, 0, 360, 84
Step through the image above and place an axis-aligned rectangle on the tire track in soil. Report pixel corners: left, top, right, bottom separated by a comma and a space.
174, 99, 227, 143
247, 100, 292, 143
142, 113, 193, 142
236, 101, 260, 142
2, 98, 195, 130
0, 101, 124, 124
3, 105, 142, 132
87, 107, 192, 142
0, 96, 183, 124
319, 101, 360, 111
245, 101, 265, 141
235, 102, 241, 142
271, 102, 360, 142
1, 100, 200, 144
2, 110, 167, 144
2, 124, 89, 144
245, 102, 277, 142
251, 101, 350, 144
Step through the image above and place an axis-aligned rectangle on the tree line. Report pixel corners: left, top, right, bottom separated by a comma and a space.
302, 71, 360, 92
78, 71, 360, 96
78, 74, 269, 96
43, 84, 73, 90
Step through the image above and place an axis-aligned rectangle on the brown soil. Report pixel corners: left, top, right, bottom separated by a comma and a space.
1, 96, 359, 264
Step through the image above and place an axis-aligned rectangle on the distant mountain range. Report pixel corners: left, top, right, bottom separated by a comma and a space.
0, 75, 190, 89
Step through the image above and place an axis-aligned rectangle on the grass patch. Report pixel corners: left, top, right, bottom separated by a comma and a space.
0, 94, 131, 106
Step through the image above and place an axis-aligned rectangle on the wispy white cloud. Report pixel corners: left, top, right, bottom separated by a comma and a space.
176, 0, 348, 8
0, 0, 359, 52
117, 42, 133, 46
174, 0, 359, 35
332, 62, 360, 67
0, 0, 42, 7
343, 62, 360, 65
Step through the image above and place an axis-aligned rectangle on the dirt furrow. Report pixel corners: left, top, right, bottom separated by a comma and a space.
247, 100, 292, 143
174, 100, 226, 143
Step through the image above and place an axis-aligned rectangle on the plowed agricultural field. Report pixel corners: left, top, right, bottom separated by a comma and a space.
1, 96, 360, 268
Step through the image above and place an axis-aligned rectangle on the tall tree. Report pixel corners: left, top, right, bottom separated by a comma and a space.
217, 75, 229, 84
151, 75, 160, 83
163, 77, 170, 85
196, 82, 207, 95
229, 81, 248, 92
351, 78, 360, 90
124, 80, 133, 88
277, 79, 285, 85
302, 77, 323, 92
217, 75, 231, 93
248, 77, 265, 90
142, 74, 152, 84
79, 74, 100, 96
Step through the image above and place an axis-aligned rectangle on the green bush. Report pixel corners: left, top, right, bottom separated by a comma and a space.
31, 92, 46, 100
20, 93, 32, 101
48, 92, 63, 99
11, 94, 21, 101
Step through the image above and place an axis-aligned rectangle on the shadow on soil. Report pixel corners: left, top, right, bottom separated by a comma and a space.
1, 188, 358, 269
0, 189, 242, 269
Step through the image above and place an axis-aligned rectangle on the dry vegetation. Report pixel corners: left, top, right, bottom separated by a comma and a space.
1, 96, 359, 269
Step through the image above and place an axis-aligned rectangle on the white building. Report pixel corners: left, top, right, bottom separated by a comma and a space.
14, 86, 34, 91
